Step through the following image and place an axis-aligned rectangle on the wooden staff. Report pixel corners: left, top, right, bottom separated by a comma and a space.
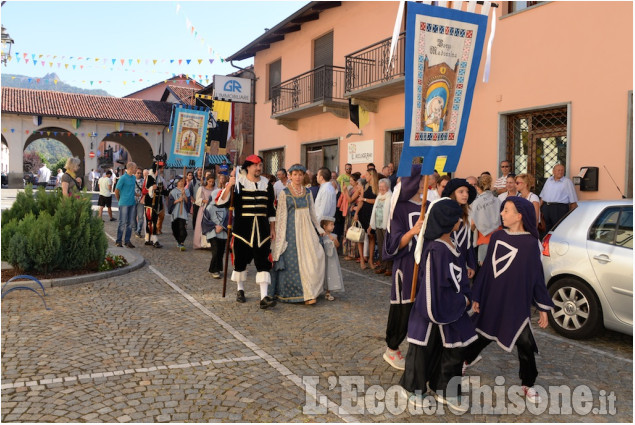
410, 174, 429, 303
221, 130, 243, 298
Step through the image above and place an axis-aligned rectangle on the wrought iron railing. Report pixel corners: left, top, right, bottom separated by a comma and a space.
271, 65, 346, 115
345, 32, 406, 93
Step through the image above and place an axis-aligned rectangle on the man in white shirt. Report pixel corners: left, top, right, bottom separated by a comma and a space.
314, 167, 337, 220
88, 169, 96, 192
37, 163, 51, 188
98, 170, 116, 221
273, 168, 288, 200
540, 163, 578, 234
494, 160, 512, 194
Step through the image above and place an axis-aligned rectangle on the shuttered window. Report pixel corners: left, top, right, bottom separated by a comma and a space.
268, 59, 281, 101
313, 32, 333, 68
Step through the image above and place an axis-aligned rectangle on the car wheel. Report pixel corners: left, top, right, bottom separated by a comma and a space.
548, 278, 602, 339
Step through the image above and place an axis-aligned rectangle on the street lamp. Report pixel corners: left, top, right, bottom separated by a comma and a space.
1, 25, 14, 66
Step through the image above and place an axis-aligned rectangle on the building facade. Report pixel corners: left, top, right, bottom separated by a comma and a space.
227, 1, 633, 200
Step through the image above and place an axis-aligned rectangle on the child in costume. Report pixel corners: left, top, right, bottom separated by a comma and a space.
463, 196, 554, 403
381, 164, 427, 371
167, 177, 191, 251
399, 198, 476, 412
320, 216, 344, 301
441, 178, 478, 278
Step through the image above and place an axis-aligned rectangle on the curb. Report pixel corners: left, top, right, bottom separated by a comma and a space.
2, 249, 146, 290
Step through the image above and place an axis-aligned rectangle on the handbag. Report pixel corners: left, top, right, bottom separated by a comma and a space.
346, 220, 365, 243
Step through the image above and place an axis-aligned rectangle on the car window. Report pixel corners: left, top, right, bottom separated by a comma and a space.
588, 207, 620, 245
616, 207, 633, 249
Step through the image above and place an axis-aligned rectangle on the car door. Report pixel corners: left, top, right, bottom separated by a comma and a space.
586, 206, 633, 326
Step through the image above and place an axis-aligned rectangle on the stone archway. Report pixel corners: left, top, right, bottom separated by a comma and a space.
98, 132, 154, 170
23, 127, 86, 177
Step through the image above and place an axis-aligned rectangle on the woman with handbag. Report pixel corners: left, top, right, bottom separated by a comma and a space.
369, 178, 393, 276
354, 169, 379, 270
341, 172, 363, 261
270, 164, 326, 305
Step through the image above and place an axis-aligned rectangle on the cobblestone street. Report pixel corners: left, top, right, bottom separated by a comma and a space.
1, 215, 633, 422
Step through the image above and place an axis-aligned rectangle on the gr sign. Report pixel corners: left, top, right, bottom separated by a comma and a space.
214, 75, 252, 103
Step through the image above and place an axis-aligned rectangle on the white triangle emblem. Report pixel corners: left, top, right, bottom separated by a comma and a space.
449, 263, 463, 292
453, 223, 468, 248
492, 240, 518, 278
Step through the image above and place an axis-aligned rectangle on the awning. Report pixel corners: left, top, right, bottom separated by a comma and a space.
206, 154, 230, 166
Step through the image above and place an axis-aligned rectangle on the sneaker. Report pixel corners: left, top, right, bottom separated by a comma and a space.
135, 232, 142, 238
433, 392, 469, 413
259, 296, 277, 309
462, 355, 482, 376
125, 242, 135, 248
153, 242, 163, 249
211, 272, 221, 279
383, 348, 405, 370
522, 386, 541, 403
144, 241, 153, 246
109, 218, 117, 222
236, 290, 246, 303
179, 244, 186, 251
115, 242, 123, 247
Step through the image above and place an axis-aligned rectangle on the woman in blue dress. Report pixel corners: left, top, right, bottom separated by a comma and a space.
270, 164, 325, 304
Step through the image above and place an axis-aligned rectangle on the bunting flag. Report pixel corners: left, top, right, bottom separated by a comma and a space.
348, 99, 370, 130
397, 2, 488, 177
169, 104, 209, 169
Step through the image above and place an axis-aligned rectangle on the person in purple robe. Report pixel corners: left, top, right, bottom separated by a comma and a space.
463, 196, 554, 404
442, 178, 478, 277
381, 164, 427, 371
399, 198, 476, 412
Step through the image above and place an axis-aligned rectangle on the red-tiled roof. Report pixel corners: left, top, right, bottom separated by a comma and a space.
1, 87, 173, 125
164, 85, 197, 105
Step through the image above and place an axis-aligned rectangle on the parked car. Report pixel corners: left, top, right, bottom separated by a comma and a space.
23, 173, 37, 187
541, 199, 633, 339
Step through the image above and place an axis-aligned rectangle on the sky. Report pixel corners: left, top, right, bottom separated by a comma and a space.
0, 0, 307, 97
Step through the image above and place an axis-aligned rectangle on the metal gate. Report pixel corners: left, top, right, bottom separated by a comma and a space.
506, 106, 568, 194
262, 148, 284, 176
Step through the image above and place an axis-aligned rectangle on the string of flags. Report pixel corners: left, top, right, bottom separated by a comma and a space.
7, 53, 216, 67
5, 75, 210, 87
2, 129, 168, 137
175, 2, 227, 64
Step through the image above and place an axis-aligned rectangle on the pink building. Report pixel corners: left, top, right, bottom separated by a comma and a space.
227, 1, 633, 199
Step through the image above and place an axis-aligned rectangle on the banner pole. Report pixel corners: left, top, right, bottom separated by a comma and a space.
409, 173, 429, 303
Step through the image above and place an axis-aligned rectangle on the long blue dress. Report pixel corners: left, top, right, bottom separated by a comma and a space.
270, 187, 325, 303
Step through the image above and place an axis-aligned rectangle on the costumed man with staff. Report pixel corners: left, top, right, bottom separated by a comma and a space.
143, 160, 166, 249
219, 154, 277, 309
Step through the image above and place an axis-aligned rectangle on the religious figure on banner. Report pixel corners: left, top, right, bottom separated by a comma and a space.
420, 63, 456, 134
174, 115, 205, 156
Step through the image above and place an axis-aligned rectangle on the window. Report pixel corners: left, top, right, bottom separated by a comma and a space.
507, 1, 544, 14
589, 207, 633, 249
301, 140, 338, 174
389, 130, 404, 170
505, 106, 568, 194
262, 148, 284, 176
268, 59, 281, 101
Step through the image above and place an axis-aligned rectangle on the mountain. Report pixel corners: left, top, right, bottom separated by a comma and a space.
1, 73, 113, 96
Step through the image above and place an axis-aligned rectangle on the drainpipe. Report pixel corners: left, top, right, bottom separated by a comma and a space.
229, 61, 256, 164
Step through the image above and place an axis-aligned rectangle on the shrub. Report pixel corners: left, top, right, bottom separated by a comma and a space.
1, 188, 107, 273
98, 253, 128, 272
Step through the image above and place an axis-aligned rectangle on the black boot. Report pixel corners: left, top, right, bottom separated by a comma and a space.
259, 296, 277, 309
236, 290, 246, 303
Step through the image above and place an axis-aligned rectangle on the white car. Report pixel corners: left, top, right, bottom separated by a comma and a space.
541, 199, 633, 339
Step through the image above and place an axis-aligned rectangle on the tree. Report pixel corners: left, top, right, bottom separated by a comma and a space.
23, 151, 43, 173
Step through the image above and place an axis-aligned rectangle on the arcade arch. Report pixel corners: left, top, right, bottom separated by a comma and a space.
23, 127, 85, 177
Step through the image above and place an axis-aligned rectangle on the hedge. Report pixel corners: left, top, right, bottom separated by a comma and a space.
1, 185, 108, 273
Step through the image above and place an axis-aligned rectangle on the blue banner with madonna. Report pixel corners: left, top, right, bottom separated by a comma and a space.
397, 3, 488, 177
168, 105, 210, 169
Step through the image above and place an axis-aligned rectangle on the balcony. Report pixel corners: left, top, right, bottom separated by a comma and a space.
271, 65, 348, 127
345, 32, 405, 101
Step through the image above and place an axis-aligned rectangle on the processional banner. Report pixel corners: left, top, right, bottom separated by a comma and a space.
168, 105, 210, 168
397, 3, 488, 176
